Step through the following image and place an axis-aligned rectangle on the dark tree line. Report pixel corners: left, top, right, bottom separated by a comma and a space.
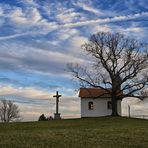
68, 32, 148, 116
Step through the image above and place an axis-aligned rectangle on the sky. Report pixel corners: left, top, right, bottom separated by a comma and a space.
0, 0, 148, 121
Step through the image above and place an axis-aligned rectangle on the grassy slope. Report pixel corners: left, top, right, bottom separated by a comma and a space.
0, 117, 148, 148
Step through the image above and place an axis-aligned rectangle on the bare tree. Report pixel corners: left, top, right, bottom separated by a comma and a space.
0, 99, 21, 123
68, 32, 148, 116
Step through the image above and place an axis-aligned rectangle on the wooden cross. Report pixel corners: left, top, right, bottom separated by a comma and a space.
53, 91, 62, 115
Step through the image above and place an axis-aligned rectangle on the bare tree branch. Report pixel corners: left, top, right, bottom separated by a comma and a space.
67, 32, 148, 116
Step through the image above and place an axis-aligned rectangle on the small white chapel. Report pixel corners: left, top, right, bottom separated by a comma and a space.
79, 88, 122, 117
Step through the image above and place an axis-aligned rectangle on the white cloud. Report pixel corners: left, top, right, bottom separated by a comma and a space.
0, 85, 54, 100
0, 32, 31, 41
56, 9, 81, 23
0, 11, 148, 41
113, 26, 147, 40
74, 2, 103, 16
66, 36, 88, 57
0, 6, 3, 16
22, 0, 38, 6
5, 6, 56, 32
11, 8, 27, 24
28, 8, 42, 23
11, 7, 42, 25
61, 12, 148, 29
69, 36, 88, 47
46, 49, 86, 65
125, 27, 142, 32
56, 28, 79, 41
89, 25, 111, 34
0, 41, 88, 75
16, 102, 55, 121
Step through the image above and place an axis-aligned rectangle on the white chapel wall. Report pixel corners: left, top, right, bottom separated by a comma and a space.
81, 98, 112, 117
81, 98, 122, 117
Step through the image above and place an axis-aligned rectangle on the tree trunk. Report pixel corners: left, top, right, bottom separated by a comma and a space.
111, 95, 119, 116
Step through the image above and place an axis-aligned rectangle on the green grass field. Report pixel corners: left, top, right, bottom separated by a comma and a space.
0, 117, 148, 148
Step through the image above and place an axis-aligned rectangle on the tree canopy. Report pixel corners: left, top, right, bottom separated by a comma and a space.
68, 32, 148, 116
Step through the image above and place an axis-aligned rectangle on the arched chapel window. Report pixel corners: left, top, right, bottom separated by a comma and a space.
107, 101, 112, 109
88, 101, 94, 110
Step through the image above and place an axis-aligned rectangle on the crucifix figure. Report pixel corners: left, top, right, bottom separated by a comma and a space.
53, 91, 62, 119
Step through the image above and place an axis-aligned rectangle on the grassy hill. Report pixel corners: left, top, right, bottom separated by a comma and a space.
0, 117, 148, 148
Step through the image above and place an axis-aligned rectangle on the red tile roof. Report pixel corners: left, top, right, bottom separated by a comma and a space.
79, 88, 111, 98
